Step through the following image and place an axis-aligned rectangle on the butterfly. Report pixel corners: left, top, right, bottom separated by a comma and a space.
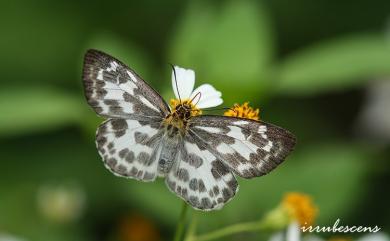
82, 49, 296, 211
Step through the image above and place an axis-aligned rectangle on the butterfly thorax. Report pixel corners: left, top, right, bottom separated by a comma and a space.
163, 99, 201, 136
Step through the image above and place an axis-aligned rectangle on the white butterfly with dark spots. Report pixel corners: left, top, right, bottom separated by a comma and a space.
82, 49, 296, 211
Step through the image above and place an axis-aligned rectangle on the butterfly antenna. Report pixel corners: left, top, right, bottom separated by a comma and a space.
169, 63, 181, 103
190, 92, 202, 105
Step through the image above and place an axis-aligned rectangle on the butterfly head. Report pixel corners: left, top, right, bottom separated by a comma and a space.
170, 99, 202, 119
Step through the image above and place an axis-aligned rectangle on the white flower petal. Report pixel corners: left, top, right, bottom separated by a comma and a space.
190, 84, 221, 99
190, 84, 223, 109
286, 222, 301, 241
197, 97, 223, 109
172, 66, 195, 99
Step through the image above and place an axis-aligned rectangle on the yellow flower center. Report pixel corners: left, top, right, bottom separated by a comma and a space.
282, 192, 318, 227
170, 98, 202, 116
224, 102, 260, 120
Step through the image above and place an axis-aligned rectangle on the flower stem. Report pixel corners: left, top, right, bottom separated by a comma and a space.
184, 211, 198, 241
173, 201, 189, 241
194, 220, 267, 241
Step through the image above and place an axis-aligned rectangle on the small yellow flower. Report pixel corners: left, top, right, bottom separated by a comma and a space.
224, 102, 260, 120
262, 192, 318, 230
282, 192, 318, 227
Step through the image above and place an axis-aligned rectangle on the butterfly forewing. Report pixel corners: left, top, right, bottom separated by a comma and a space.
165, 134, 238, 211
83, 49, 170, 119
188, 116, 296, 179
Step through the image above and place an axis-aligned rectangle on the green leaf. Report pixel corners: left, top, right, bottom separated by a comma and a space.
0, 1, 86, 85
0, 87, 84, 137
276, 33, 390, 95
168, 0, 274, 103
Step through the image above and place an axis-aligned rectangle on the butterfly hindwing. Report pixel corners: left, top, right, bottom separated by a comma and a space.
165, 134, 238, 211
96, 118, 164, 181
188, 116, 296, 179
83, 49, 170, 119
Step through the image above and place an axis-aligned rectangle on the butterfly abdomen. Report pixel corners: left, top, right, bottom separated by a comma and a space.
158, 134, 182, 176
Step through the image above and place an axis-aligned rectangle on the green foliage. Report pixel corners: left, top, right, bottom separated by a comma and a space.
0, 88, 84, 137
0, 1, 85, 85
169, 0, 274, 103
276, 34, 390, 95
1, 0, 390, 240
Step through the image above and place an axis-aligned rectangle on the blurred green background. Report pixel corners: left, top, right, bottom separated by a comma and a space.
1, 0, 390, 241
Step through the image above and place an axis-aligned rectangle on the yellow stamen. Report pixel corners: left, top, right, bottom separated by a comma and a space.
170, 98, 202, 116
282, 192, 318, 227
224, 102, 260, 120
